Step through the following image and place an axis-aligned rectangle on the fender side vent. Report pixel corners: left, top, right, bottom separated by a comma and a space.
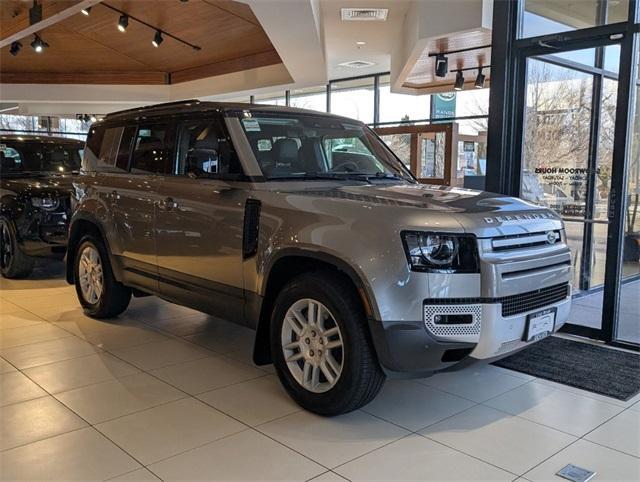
243, 199, 261, 259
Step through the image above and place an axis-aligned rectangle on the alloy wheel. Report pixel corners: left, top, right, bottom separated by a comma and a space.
281, 298, 344, 393
78, 245, 104, 304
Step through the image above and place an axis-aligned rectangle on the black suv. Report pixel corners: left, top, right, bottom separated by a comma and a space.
0, 135, 83, 278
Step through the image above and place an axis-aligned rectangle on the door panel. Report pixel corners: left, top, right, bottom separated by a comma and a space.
155, 176, 247, 322
103, 173, 162, 292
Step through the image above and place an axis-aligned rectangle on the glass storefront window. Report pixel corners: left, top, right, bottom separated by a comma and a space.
289, 87, 326, 113
519, 0, 628, 39
378, 75, 430, 123
454, 89, 490, 118
254, 93, 286, 106
379, 133, 411, 167
330, 77, 375, 124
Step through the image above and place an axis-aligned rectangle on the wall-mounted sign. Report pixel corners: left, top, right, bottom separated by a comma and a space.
433, 92, 456, 121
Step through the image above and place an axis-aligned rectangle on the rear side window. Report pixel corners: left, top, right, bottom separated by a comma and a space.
115, 126, 137, 171
98, 127, 123, 167
131, 124, 172, 174
83, 126, 105, 170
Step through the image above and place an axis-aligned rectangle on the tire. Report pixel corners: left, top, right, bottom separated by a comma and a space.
0, 217, 34, 279
73, 234, 131, 318
270, 270, 385, 415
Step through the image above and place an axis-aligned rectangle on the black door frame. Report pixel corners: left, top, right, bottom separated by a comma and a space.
487, 0, 639, 348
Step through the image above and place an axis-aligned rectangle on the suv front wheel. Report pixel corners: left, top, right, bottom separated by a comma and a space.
74, 235, 131, 318
270, 271, 385, 415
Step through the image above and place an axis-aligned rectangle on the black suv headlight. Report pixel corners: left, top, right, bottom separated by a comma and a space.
401, 231, 480, 273
31, 196, 59, 211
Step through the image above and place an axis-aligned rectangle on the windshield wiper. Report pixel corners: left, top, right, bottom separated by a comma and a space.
330, 172, 408, 182
269, 173, 370, 182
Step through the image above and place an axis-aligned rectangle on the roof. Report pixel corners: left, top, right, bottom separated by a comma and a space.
0, 134, 84, 145
102, 99, 360, 124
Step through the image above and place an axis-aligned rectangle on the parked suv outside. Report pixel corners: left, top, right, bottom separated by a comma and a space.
1, 135, 83, 278
68, 101, 572, 415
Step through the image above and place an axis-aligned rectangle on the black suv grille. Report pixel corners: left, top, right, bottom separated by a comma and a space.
424, 282, 570, 318
501, 283, 569, 317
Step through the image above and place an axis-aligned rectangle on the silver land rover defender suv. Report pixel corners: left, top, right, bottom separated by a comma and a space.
68, 101, 572, 415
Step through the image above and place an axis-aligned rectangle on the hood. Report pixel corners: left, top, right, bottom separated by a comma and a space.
1, 174, 76, 197
278, 181, 563, 237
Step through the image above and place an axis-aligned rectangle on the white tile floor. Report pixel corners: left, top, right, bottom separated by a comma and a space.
1, 262, 639, 481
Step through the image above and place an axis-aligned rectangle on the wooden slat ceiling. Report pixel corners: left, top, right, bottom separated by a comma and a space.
404, 29, 492, 92
0, 0, 283, 84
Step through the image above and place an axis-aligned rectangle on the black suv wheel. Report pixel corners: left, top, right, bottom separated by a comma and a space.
74, 234, 131, 318
270, 271, 385, 415
0, 217, 34, 279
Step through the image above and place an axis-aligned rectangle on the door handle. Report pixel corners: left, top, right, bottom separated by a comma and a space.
158, 197, 178, 210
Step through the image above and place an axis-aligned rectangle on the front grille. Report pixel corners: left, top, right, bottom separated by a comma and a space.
491, 230, 561, 251
501, 283, 569, 317
423, 282, 570, 319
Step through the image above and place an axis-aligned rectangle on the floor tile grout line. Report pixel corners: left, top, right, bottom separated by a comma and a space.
5, 290, 638, 477
478, 398, 627, 439
531, 377, 639, 409
0, 425, 89, 454
249, 424, 356, 473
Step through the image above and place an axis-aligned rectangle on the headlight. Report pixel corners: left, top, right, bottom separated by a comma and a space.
401, 231, 479, 273
31, 197, 59, 210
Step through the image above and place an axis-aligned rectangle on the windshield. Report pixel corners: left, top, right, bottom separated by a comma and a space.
238, 112, 414, 182
1, 141, 82, 174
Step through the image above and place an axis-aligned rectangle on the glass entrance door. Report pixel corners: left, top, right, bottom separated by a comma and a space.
519, 45, 620, 337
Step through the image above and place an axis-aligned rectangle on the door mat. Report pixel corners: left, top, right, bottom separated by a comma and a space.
493, 336, 640, 401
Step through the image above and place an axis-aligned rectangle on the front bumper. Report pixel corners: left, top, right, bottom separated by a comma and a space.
16, 210, 69, 258
369, 291, 571, 378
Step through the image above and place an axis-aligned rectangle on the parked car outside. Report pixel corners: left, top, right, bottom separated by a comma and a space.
0, 135, 83, 278
67, 101, 572, 415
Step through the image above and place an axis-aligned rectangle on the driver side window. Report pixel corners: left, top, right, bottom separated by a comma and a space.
176, 120, 243, 178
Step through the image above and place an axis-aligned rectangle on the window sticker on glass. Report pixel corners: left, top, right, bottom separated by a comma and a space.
242, 118, 261, 132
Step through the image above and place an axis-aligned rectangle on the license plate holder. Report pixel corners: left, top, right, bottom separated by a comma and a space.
524, 308, 556, 342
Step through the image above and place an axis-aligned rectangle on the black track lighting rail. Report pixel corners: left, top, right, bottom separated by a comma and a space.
451, 65, 491, 73
428, 44, 492, 57
101, 3, 201, 51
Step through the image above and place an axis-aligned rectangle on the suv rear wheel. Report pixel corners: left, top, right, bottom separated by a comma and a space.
74, 235, 131, 318
270, 271, 385, 415
0, 217, 34, 279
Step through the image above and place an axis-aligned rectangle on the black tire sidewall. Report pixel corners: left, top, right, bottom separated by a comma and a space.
0, 217, 33, 278
270, 272, 373, 414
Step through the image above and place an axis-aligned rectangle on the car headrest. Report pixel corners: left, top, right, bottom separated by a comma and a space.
50, 150, 66, 162
272, 138, 298, 164
193, 128, 219, 151
0, 152, 16, 170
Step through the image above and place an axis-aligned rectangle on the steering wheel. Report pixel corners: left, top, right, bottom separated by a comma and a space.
330, 161, 359, 173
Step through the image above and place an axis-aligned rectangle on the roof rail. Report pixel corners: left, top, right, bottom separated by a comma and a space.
106, 99, 202, 119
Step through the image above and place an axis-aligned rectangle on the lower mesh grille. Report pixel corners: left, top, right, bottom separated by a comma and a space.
423, 282, 570, 319
501, 283, 569, 317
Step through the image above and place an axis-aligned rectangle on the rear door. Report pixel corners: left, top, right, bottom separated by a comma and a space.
155, 116, 248, 322
109, 122, 173, 292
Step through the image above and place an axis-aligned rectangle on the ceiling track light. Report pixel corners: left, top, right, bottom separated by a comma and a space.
118, 14, 129, 32
152, 30, 164, 47
30, 34, 48, 53
101, 4, 201, 50
81, 6, 92, 15
474, 67, 485, 89
10, 41, 22, 56
454, 70, 465, 91
434, 53, 448, 78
